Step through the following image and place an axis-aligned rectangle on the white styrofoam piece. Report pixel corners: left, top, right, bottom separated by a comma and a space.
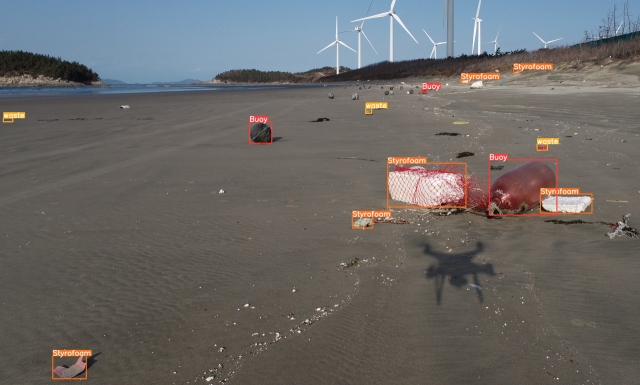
542, 195, 592, 213
389, 167, 464, 207
470, 81, 483, 89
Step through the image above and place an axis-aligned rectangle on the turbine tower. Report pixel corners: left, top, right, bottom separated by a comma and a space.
317, 17, 356, 75
353, 1, 378, 69
487, 27, 501, 55
533, 32, 563, 49
352, 0, 418, 62
444, 0, 454, 57
471, 0, 482, 55
423, 29, 448, 59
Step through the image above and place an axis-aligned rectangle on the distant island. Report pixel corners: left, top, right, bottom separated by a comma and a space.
197, 67, 351, 85
151, 78, 202, 85
102, 79, 127, 85
0, 50, 107, 87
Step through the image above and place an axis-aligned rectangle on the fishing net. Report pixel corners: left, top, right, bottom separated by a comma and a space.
388, 165, 489, 211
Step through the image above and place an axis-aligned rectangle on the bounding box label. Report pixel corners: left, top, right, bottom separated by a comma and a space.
3, 112, 25, 123
537, 138, 559, 145
387, 157, 427, 164
352, 210, 392, 218
541, 188, 580, 195
460, 73, 501, 84
513, 63, 553, 74
365, 102, 388, 110
422, 83, 441, 93
489, 154, 508, 161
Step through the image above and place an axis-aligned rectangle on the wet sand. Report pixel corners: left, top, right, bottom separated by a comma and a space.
1, 68, 639, 384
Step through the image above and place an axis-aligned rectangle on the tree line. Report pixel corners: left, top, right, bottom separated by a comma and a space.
0, 50, 100, 82
214, 66, 351, 83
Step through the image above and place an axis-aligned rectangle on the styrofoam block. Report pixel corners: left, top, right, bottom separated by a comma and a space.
389, 167, 464, 207
470, 81, 483, 89
542, 195, 592, 213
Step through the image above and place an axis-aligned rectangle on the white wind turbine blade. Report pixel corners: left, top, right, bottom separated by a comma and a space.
317, 41, 337, 54
361, 0, 373, 28
338, 40, 357, 53
496, 27, 501, 40
390, 0, 397, 11
361, 30, 378, 54
472, 19, 478, 53
547, 38, 563, 44
392, 13, 418, 43
352, 11, 389, 23
475, 0, 482, 19
423, 29, 436, 45
616, 21, 624, 34
430, 45, 436, 58
533, 32, 546, 44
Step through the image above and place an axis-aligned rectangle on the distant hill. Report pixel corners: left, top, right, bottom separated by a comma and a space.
203, 67, 351, 84
102, 79, 127, 85
151, 78, 202, 84
0, 50, 99, 83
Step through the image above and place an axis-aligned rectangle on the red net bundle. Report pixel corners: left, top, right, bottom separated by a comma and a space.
388, 165, 489, 211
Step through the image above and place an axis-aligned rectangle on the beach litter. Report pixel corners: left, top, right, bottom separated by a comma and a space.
218, 189, 225, 194
353, 218, 372, 228
490, 161, 555, 214
452, 121, 469, 125
340, 258, 359, 268
541, 196, 592, 213
351, 93, 359, 100
250, 122, 272, 143
436, 132, 460, 136
456, 151, 475, 159
328, 93, 334, 99
119, 105, 130, 109
388, 165, 466, 207
470, 81, 483, 89
389, 90, 394, 95
385, 91, 389, 95
313, 117, 330, 122
490, 165, 504, 170
409, 89, 414, 94
53, 357, 86, 378
607, 214, 638, 239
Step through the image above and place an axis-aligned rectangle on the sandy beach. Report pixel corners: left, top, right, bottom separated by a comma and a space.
1, 66, 640, 384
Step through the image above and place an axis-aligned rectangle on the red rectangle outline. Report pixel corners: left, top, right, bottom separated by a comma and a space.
248, 120, 273, 145
387, 162, 468, 209
488, 158, 558, 216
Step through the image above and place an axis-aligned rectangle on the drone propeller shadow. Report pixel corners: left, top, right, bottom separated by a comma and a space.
424, 241, 494, 305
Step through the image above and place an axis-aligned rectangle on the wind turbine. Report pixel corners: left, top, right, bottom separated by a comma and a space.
615, 21, 624, 36
533, 32, 563, 49
352, 0, 418, 62
423, 30, 448, 59
352, 1, 378, 69
471, 0, 482, 55
443, 0, 454, 57
317, 17, 356, 75
487, 27, 501, 55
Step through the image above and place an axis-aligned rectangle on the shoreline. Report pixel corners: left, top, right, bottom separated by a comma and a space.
0, 74, 109, 87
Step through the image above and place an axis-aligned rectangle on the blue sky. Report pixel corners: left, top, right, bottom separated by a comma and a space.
0, 0, 631, 83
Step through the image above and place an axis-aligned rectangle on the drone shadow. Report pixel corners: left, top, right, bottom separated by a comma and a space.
424, 241, 494, 305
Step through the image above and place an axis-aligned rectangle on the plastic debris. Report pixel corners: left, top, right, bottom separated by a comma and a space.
389, 90, 394, 95
500, 83, 506, 86
607, 214, 638, 239
313, 117, 330, 122
409, 89, 414, 94
470, 81, 483, 89
353, 218, 372, 228
351, 93, 359, 100
490, 161, 555, 214
389, 166, 465, 207
53, 357, 86, 378
385, 91, 389, 95
328, 93, 334, 99
250, 122, 272, 143
456, 151, 475, 159
119, 105, 130, 109
219, 189, 225, 194
436, 132, 460, 136
542, 196, 592, 213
